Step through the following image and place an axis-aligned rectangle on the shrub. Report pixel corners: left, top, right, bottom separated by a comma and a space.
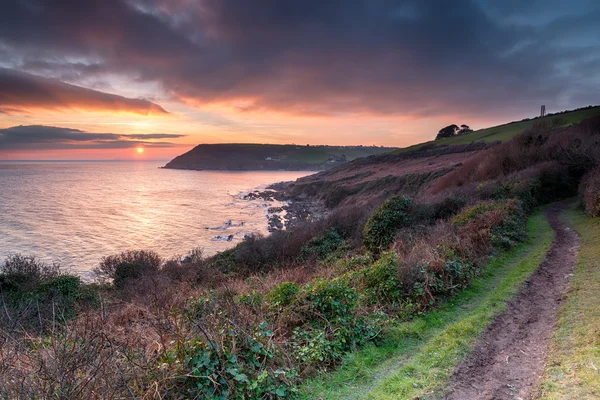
95, 250, 162, 288
323, 204, 371, 245
236, 290, 265, 312
363, 197, 414, 252
302, 279, 358, 320
291, 313, 383, 368
266, 282, 299, 309
452, 199, 526, 250
0, 255, 96, 330
347, 252, 402, 304
581, 167, 600, 216
299, 230, 344, 261
174, 322, 297, 399
0, 254, 60, 292
451, 202, 496, 226
429, 196, 468, 220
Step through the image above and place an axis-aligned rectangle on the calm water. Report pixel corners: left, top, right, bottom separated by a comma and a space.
0, 161, 309, 279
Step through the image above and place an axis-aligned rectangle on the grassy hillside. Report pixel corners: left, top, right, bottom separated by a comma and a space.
395, 105, 600, 154
164, 143, 395, 171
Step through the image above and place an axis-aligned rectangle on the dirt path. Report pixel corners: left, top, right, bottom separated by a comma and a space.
445, 203, 580, 400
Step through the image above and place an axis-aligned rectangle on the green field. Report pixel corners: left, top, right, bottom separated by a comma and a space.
394, 106, 600, 154
299, 210, 554, 399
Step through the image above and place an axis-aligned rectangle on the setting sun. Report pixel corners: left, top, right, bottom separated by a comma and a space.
137, 147, 144, 154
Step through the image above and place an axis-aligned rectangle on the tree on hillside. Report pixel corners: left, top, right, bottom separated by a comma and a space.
457, 124, 473, 135
435, 124, 459, 140
435, 124, 473, 140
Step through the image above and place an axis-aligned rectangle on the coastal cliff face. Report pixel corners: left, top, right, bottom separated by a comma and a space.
163, 143, 395, 171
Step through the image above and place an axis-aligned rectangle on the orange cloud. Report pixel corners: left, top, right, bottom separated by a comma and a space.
0, 68, 169, 116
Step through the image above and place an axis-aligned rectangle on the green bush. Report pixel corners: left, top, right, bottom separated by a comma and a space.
451, 202, 496, 226
236, 290, 265, 312
363, 197, 414, 252
452, 199, 527, 250
266, 282, 299, 309
356, 252, 402, 304
173, 322, 297, 399
332, 253, 374, 274
299, 230, 344, 261
0, 255, 97, 327
95, 250, 162, 288
291, 311, 385, 368
303, 279, 358, 320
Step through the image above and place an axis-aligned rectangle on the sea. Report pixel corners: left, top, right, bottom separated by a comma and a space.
0, 161, 310, 279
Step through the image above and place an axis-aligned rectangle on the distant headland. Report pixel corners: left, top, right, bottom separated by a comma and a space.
163, 143, 396, 171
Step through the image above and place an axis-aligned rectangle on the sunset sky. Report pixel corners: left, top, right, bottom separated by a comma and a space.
1, 0, 599, 160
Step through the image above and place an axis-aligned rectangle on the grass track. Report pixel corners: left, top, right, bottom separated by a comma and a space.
299, 209, 555, 399
538, 206, 600, 399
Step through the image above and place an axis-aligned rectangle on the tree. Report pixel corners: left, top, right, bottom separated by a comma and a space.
435, 124, 459, 140
457, 124, 473, 135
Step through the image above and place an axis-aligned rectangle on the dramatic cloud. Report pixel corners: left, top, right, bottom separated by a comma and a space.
0, 68, 168, 115
0, 125, 185, 150
0, 0, 598, 120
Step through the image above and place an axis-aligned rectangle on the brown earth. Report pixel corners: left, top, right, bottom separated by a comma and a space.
445, 203, 580, 400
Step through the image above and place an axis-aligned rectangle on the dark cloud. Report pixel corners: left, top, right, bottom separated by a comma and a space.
0, 68, 168, 115
0, 0, 598, 119
0, 125, 184, 150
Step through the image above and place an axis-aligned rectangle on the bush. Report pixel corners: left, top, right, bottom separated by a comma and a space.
173, 322, 297, 399
0, 254, 60, 292
0, 255, 96, 331
452, 199, 526, 250
95, 250, 162, 288
429, 196, 467, 221
363, 197, 414, 252
581, 167, 600, 216
302, 279, 358, 320
451, 202, 496, 226
345, 252, 402, 305
291, 313, 383, 368
266, 282, 299, 309
323, 204, 371, 245
299, 230, 344, 261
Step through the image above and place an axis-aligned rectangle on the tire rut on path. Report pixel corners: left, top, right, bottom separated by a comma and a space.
445, 203, 580, 400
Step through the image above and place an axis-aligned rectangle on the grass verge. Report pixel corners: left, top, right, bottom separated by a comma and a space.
538, 206, 600, 399
298, 209, 554, 399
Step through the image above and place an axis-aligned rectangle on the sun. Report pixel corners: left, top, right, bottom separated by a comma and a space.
137, 147, 144, 154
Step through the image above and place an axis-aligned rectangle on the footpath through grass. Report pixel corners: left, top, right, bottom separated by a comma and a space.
538, 206, 600, 399
299, 209, 555, 399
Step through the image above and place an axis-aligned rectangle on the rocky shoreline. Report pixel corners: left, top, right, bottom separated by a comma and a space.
240, 183, 324, 232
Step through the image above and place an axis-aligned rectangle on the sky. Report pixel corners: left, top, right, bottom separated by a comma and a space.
0, 0, 599, 160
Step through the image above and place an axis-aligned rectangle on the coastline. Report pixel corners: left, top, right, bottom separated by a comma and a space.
240, 180, 325, 232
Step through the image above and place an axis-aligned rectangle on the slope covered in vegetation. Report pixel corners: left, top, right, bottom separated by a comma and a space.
1, 114, 599, 398
396, 104, 600, 153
